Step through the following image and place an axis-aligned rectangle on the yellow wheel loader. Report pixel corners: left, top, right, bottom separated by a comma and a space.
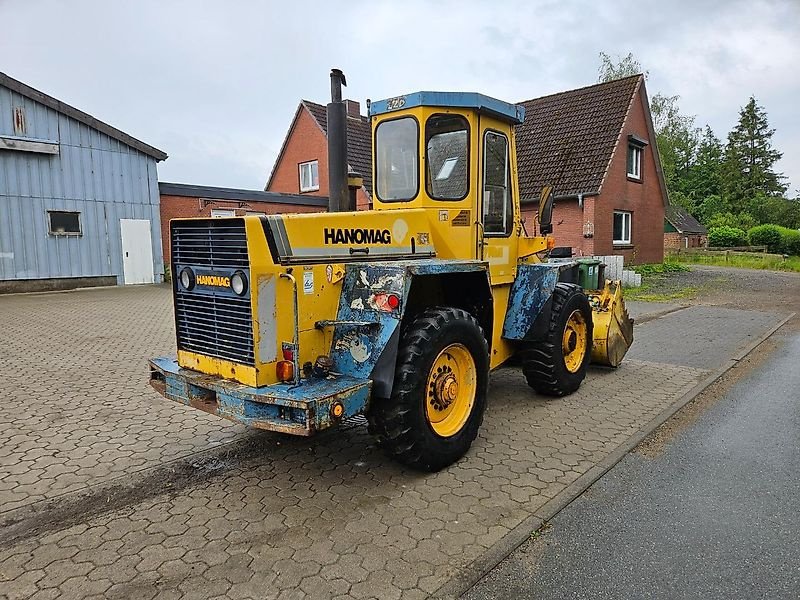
149, 70, 633, 471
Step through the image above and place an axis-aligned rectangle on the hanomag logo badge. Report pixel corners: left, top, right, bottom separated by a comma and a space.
196, 274, 231, 288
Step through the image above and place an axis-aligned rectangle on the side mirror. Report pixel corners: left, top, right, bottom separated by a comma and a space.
539, 185, 554, 235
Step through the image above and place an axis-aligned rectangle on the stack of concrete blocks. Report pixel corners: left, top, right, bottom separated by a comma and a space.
593, 255, 642, 287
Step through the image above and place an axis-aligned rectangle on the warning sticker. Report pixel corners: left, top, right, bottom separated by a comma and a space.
303, 269, 314, 295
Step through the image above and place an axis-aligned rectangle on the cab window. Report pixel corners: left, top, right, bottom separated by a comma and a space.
375, 117, 419, 201
426, 114, 469, 200
483, 131, 512, 235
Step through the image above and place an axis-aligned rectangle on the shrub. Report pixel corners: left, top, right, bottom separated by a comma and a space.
781, 228, 800, 256
708, 226, 747, 248
748, 224, 784, 253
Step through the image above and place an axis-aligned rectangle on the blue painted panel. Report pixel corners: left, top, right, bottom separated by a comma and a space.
369, 91, 525, 124
151, 357, 373, 434
502, 263, 561, 340
328, 263, 406, 379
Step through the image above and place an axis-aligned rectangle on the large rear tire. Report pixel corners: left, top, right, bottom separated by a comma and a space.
367, 307, 489, 471
521, 283, 593, 397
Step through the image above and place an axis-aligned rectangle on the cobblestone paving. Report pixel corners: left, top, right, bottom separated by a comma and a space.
0, 286, 255, 514
0, 285, 783, 599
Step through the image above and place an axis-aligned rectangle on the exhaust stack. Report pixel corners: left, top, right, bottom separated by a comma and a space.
327, 69, 351, 212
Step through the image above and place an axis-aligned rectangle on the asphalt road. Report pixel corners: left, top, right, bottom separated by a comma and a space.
466, 327, 800, 600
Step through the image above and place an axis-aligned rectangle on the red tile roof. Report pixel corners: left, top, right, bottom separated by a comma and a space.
515, 75, 642, 201
302, 100, 373, 197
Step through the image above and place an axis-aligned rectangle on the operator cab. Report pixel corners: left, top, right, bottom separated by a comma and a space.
369, 92, 547, 283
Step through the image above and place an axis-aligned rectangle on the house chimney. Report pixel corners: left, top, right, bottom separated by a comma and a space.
345, 99, 361, 119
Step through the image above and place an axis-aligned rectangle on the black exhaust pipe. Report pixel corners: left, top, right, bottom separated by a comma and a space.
327, 69, 351, 212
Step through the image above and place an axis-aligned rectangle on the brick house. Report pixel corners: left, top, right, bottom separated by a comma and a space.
265, 100, 372, 209
515, 75, 667, 264
664, 205, 707, 250
267, 75, 666, 264
158, 182, 325, 263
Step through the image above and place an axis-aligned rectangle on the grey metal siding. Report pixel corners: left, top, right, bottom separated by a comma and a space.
0, 83, 163, 283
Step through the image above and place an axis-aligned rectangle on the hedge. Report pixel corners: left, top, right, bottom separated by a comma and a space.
747, 224, 783, 253
748, 224, 800, 255
708, 226, 748, 248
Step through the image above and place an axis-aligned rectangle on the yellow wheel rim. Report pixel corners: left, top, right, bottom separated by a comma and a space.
562, 310, 588, 373
425, 343, 477, 438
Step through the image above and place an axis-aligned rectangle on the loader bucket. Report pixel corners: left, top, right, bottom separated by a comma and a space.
588, 280, 634, 367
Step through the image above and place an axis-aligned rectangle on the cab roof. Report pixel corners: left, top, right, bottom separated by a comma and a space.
369, 91, 525, 124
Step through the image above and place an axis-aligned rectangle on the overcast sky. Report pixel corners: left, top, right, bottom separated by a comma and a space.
2, 0, 798, 194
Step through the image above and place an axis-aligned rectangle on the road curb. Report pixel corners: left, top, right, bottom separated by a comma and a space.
434, 310, 795, 599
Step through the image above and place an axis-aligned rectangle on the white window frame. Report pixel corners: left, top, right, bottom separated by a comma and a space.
613, 211, 632, 245
47, 210, 82, 236
627, 144, 642, 179
299, 160, 319, 193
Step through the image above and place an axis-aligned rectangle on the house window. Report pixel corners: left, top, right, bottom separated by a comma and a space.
299, 160, 319, 192
627, 144, 642, 179
613, 211, 632, 245
48, 211, 81, 235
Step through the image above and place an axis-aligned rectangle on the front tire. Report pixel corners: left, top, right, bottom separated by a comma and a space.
521, 283, 593, 397
368, 307, 489, 471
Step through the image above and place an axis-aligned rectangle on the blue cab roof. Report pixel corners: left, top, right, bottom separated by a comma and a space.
368, 91, 525, 124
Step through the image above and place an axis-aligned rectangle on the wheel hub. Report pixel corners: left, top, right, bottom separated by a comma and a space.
429, 366, 458, 411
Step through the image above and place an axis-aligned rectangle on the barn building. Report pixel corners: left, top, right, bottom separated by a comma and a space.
0, 72, 167, 293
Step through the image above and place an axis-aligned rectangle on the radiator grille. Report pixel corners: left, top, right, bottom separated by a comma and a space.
171, 219, 250, 268
172, 219, 254, 366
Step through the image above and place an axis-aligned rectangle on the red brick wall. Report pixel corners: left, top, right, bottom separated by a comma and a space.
592, 87, 665, 265
267, 107, 371, 209
664, 232, 707, 250
522, 197, 598, 257
159, 195, 323, 263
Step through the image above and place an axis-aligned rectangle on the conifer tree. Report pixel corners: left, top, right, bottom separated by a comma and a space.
722, 97, 787, 212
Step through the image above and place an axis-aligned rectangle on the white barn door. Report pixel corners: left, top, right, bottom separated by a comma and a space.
120, 219, 154, 284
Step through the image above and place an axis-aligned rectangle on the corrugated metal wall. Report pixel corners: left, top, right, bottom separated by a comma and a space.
0, 83, 163, 283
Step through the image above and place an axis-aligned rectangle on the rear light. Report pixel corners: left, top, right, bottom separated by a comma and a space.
387, 294, 400, 310
282, 345, 294, 361
277, 361, 294, 382
546, 236, 556, 250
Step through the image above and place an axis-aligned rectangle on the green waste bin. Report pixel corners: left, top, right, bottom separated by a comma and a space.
577, 258, 602, 290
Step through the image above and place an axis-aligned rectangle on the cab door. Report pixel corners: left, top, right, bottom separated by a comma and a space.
478, 118, 519, 285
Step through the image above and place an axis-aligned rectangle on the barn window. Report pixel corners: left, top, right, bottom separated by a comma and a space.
613, 211, 632, 245
299, 160, 319, 192
48, 211, 81, 236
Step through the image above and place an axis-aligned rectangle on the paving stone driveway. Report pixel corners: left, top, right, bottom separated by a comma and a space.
0, 286, 786, 599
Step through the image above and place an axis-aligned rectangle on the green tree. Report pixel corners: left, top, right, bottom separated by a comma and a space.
722, 96, 787, 212
597, 52, 646, 82
685, 126, 724, 202
650, 93, 699, 200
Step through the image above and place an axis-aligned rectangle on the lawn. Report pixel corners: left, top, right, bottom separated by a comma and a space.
674, 252, 800, 273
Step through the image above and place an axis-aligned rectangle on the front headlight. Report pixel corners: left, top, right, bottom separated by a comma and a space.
231, 270, 248, 296
179, 267, 195, 290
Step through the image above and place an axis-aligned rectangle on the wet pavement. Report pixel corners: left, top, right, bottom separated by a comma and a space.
466, 327, 800, 600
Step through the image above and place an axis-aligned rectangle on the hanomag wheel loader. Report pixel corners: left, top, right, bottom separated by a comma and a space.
149, 70, 633, 472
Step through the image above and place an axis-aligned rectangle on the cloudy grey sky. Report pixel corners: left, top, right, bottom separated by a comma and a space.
2, 0, 798, 194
